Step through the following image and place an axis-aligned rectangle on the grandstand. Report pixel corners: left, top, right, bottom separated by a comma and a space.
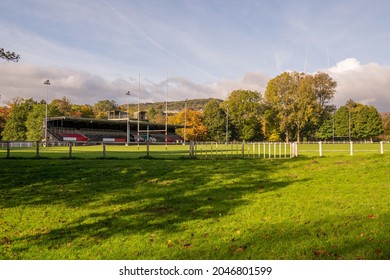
45, 115, 184, 144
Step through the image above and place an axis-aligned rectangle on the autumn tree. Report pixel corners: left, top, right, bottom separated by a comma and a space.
169, 109, 207, 141
71, 104, 95, 118
224, 90, 263, 141
93, 100, 118, 119
0, 106, 11, 140
51, 97, 73, 116
264, 72, 336, 142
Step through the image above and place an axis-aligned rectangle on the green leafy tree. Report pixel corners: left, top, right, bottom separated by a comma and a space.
25, 104, 61, 141
334, 106, 350, 139
224, 90, 263, 141
315, 118, 334, 140
1, 98, 36, 140
203, 99, 227, 141
353, 105, 384, 140
381, 114, 390, 140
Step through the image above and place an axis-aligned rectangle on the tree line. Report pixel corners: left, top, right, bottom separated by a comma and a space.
0, 72, 387, 142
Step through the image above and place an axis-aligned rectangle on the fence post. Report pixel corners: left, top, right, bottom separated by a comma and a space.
189, 141, 195, 158
146, 140, 150, 157
350, 141, 353, 156
103, 143, 106, 158
69, 142, 73, 158
319, 141, 323, 157
241, 141, 245, 157
36, 141, 40, 157
380, 141, 384, 154
6, 141, 10, 158
268, 143, 271, 159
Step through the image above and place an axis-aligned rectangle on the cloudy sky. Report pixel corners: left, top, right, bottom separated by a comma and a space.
1, 0, 390, 111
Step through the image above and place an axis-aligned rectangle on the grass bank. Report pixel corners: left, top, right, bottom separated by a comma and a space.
0, 154, 389, 259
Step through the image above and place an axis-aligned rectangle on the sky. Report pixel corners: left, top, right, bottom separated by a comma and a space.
1, 0, 390, 112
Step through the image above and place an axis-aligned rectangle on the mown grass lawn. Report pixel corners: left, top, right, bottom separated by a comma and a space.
0, 154, 389, 260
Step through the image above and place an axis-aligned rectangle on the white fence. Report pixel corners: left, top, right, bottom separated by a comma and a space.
193, 142, 297, 159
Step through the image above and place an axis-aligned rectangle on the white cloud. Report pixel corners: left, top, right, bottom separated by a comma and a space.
0, 63, 270, 106
327, 58, 390, 112
2, 59, 389, 114
0, 63, 131, 105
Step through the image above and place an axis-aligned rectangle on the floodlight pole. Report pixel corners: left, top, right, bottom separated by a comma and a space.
126, 91, 131, 146
184, 99, 188, 145
165, 70, 168, 147
226, 105, 229, 144
43, 80, 50, 147
137, 73, 140, 147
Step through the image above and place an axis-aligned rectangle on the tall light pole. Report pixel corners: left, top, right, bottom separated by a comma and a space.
137, 73, 140, 144
184, 99, 188, 144
226, 105, 229, 144
43, 80, 50, 147
348, 109, 351, 141
165, 70, 168, 146
125, 91, 131, 146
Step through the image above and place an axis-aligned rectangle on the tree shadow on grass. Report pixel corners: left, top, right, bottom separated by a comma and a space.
0, 158, 305, 259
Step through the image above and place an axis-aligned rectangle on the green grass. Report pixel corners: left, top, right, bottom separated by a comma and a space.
0, 154, 389, 260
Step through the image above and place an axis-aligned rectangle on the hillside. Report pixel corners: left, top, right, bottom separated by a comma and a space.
122, 98, 223, 113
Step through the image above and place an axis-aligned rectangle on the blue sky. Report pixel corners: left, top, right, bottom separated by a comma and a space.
1, 0, 390, 111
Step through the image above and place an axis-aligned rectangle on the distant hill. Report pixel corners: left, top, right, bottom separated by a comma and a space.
123, 98, 223, 112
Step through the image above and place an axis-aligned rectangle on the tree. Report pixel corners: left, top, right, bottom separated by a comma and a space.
1, 48, 20, 62
1, 98, 36, 140
71, 104, 95, 118
25, 104, 61, 141
334, 100, 384, 140
169, 109, 208, 141
293, 73, 320, 142
334, 105, 350, 139
353, 105, 384, 140
0, 106, 11, 140
93, 100, 118, 119
315, 118, 334, 140
51, 97, 73, 116
264, 72, 336, 142
381, 114, 390, 140
313, 72, 337, 110
202, 99, 226, 141
25, 104, 45, 141
224, 90, 263, 141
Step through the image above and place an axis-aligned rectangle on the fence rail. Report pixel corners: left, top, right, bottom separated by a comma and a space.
0, 141, 388, 159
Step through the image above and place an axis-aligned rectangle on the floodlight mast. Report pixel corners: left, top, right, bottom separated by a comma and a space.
43, 80, 51, 147
126, 91, 131, 146
184, 99, 188, 145
137, 73, 140, 147
165, 70, 168, 148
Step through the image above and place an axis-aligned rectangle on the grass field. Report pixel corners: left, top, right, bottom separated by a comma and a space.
1, 142, 388, 159
1, 151, 389, 260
